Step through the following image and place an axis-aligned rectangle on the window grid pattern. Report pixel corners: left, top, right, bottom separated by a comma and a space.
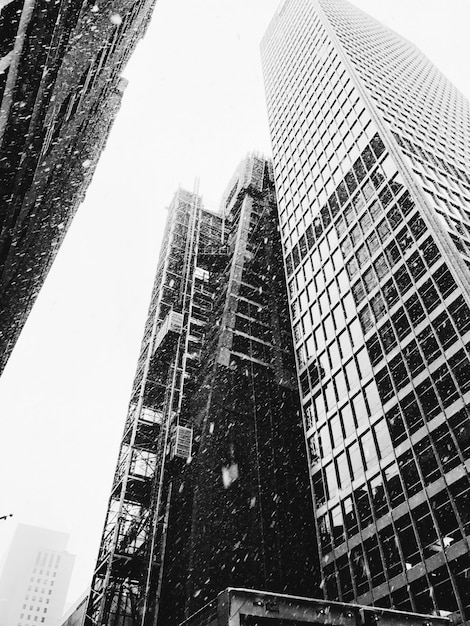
261, 0, 470, 619
318, 0, 470, 274
16, 551, 61, 626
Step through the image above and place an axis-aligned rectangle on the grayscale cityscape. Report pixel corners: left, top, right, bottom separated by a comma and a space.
0, 1, 469, 626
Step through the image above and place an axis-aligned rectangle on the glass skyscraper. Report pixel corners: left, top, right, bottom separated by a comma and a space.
261, 0, 470, 620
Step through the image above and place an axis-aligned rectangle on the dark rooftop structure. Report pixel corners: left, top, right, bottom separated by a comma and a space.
180, 588, 453, 626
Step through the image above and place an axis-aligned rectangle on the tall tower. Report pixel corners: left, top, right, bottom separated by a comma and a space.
261, 0, 470, 621
85, 156, 317, 626
0, 524, 75, 626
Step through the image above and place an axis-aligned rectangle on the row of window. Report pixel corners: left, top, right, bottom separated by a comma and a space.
347, 199, 423, 288
313, 421, 388, 507
337, 12, 469, 162
269, 22, 338, 139
373, 295, 470, 407
278, 100, 373, 244
293, 195, 418, 420
356, 246, 452, 336
364, 259, 462, 348
308, 375, 378, 445
322, 468, 470, 563
301, 341, 371, 403
29, 572, 57, 582
295, 159, 434, 449
316, 402, 470, 542
264, 7, 325, 109
27, 583, 54, 591
379, 96, 464, 181
449, 228, 470, 260
395, 132, 470, 206
276, 77, 372, 215
421, 173, 470, 229
321, 474, 470, 615
285, 133, 386, 277
291, 162, 401, 367
34, 552, 61, 569
313, 400, 470, 561
361, 258, 466, 358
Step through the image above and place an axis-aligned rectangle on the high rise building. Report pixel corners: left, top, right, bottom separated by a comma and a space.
261, 0, 470, 621
85, 156, 317, 626
0, 0, 158, 374
0, 524, 75, 626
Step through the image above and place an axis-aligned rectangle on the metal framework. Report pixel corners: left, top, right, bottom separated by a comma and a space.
85, 187, 223, 626
85, 156, 318, 626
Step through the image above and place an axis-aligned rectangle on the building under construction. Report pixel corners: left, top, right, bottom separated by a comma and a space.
84, 155, 318, 626
0, 0, 158, 373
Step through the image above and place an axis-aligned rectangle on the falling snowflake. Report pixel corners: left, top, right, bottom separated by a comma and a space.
222, 463, 239, 488
110, 13, 122, 25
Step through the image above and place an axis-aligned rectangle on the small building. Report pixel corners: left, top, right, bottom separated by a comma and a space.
0, 524, 75, 626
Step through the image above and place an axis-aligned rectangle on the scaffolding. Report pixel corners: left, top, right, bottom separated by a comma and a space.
84, 187, 223, 626
85, 157, 317, 626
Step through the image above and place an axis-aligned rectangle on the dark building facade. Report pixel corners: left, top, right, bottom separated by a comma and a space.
0, 0, 158, 373
85, 156, 317, 626
261, 0, 470, 622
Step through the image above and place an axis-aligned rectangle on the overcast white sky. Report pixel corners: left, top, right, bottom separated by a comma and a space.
0, 0, 469, 608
